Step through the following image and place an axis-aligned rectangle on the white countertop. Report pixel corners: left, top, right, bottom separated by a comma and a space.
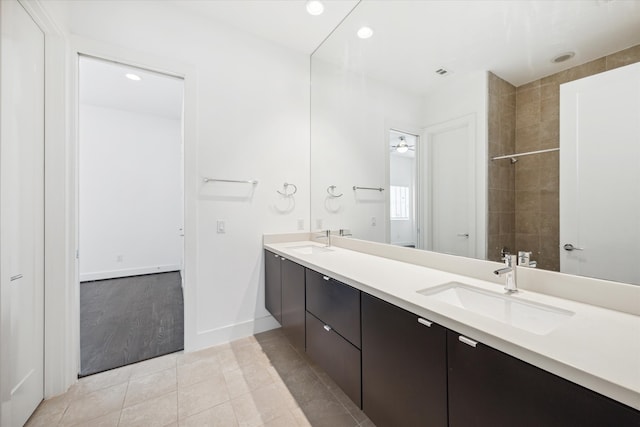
264, 240, 640, 410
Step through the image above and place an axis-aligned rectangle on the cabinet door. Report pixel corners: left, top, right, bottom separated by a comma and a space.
306, 311, 361, 407
264, 250, 281, 323
305, 269, 361, 348
281, 258, 305, 351
362, 294, 447, 427
447, 330, 640, 427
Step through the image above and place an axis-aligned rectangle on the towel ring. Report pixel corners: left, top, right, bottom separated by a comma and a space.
277, 182, 297, 197
327, 185, 343, 198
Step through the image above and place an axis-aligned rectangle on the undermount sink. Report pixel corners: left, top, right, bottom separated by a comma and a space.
288, 245, 334, 255
418, 282, 574, 335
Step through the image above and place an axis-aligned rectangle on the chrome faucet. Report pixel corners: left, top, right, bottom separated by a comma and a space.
518, 251, 537, 268
494, 254, 517, 293
314, 229, 331, 247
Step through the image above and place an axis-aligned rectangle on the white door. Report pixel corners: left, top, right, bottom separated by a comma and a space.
560, 62, 640, 284
0, 1, 45, 425
423, 116, 476, 257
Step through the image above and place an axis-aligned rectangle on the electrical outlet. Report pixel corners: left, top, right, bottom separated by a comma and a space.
316, 218, 323, 229
371, 217, 377, 226
217, 220, 226, 234
297, 219, 304, 230
116, 255, 123, 262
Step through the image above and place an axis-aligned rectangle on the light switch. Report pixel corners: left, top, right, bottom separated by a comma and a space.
297, 219, 304, 230
316, 218, 323, 229
217, 220, 226, 233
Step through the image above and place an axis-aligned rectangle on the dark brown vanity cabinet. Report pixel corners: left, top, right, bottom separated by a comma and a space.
305, 269, 361, 347
264, 250, 282, 323
447, 330, 640, 427
281, 257, 305, 351
361, 294, 448, 427
305, 269, 362, 407
264, 250, 305, 351
266, 256, 639, 425
306, 312, 362, 407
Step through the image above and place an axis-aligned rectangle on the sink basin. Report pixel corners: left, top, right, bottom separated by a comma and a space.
288, 245, 334, 255
417, 282, 574, 335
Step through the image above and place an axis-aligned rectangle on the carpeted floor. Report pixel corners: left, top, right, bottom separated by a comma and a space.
80, 271, 184, 377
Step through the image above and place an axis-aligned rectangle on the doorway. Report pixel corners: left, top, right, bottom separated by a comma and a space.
78, 56, 185, 376
388, 130, 418, 248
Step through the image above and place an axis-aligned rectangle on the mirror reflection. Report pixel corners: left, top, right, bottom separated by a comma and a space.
310, 1, 640, 284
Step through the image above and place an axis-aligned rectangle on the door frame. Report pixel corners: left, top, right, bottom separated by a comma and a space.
384, 124, 422, 247
385, 128, 421, 248
69, 37, 197, 378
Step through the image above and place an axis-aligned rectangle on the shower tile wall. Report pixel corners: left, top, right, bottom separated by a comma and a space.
512, 44, 640, 271
487, 72, 516, 262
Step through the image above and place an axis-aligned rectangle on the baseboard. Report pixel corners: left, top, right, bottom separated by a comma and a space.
79, 264, 182, 282
185, 315, 281, 353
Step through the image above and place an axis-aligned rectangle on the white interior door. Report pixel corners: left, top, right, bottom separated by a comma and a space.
560, 62, 640, 284
0, 1, 45, 425
423, 116, 476, 257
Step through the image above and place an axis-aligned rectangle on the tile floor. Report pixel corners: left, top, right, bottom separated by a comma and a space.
26, 328, 374, 427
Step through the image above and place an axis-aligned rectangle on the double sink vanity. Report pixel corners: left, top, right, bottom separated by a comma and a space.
263, 234, 639, 426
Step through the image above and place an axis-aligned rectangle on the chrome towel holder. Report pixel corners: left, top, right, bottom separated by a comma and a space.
327, 185, 343, 198
277, 182, 297, 197
353, 186, 384, 192
203, 177, 258, 184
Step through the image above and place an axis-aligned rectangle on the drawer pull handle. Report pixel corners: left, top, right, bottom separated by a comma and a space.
323, 324, 332, 332
10, 274, 23, 282
322, 276, 330, 281
459, 335, 478, 348
417, 318, 432, 327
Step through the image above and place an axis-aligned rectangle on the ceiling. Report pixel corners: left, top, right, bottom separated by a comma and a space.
312, 0, 640, 94
166, 0, 359, 54
79, 56, 184, 120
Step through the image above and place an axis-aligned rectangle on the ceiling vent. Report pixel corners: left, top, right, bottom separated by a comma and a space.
435, 67, 451, 76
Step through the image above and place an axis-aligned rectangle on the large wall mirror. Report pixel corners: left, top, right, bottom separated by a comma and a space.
310, 1, 640, 284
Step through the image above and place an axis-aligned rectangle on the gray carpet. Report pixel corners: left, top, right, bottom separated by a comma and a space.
80, 272, 184, 377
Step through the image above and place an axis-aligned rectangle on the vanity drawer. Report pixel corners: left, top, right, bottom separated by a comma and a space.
306, 311, 361, 408
305, 268, 361, 348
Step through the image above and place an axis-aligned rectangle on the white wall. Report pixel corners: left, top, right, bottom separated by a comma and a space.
311, 58, 424, 242
79, 104, 182, 281
422, 70, 488, 259
36, 0, 311, 377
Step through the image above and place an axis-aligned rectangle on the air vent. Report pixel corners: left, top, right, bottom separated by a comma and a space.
435, 67, 451, 76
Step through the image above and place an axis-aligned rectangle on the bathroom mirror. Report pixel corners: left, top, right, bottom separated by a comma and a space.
310, 1, 640, 284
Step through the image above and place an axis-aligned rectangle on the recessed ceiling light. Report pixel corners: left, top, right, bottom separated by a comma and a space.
306, 0, 324, 16
125, 73, 141, 81
357, 26, 374, 39
551, 52, 575, 64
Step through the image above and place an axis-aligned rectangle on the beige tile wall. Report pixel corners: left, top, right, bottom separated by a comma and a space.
510, 44, 640, 271
487, 72, 516, 262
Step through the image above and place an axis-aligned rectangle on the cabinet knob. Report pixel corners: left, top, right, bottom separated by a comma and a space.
322, 276, 330, 281
417, 318, 432, 327
458, 335, 478, 348
323, 324, 332, 332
